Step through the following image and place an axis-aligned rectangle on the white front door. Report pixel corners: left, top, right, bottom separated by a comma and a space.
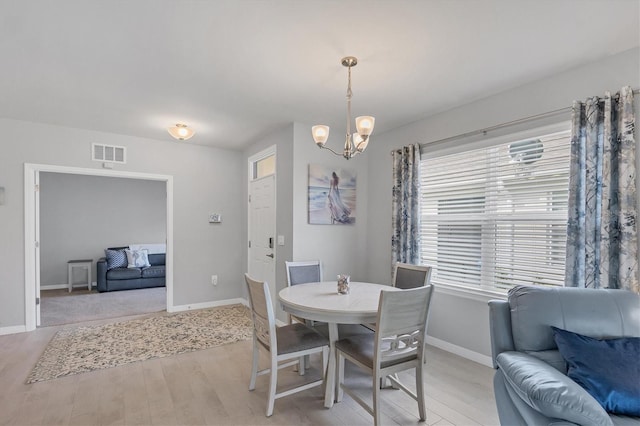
248, 174, 276, 309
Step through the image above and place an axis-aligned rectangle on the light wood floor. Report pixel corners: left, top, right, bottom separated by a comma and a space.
0, 315, 499, 426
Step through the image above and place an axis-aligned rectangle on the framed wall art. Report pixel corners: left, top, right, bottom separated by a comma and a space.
308, 164, 356, 225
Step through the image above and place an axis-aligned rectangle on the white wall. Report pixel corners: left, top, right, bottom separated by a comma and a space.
365, 47, 640, 362
39, 172, 166, 287
0, 119, 244, 330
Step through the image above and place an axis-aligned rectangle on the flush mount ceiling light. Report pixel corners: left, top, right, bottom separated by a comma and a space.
311, 56, 375, 160
167, 123, 195, 141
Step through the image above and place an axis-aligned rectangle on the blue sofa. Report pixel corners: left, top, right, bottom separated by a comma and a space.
489, 285, 640, 425
96, 246, 165, 292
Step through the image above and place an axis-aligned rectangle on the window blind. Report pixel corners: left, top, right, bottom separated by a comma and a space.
420, 130, 571, 292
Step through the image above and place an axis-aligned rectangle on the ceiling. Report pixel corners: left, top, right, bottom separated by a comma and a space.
1, 1, 638, 150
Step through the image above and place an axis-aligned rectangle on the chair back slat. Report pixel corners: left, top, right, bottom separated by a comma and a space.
376, 286, 433, 362
286, 260, 323, 286
393, 263, 432, 289
245, 273, 275, 349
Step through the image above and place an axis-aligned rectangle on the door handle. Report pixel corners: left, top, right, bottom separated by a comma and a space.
266, 253, 274, 258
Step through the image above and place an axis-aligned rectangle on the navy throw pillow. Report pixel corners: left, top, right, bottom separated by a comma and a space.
105, 249, 127, 270
552, 326, 640, 416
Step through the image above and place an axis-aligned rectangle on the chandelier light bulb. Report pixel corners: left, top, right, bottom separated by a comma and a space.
355, 116, 375, 137
312, 125, 330, 146
353, 133, 369, 153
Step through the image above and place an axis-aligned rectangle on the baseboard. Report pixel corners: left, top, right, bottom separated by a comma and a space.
0, 325, 27, 336
41, 281, 97, 291
426, 335, 493, 368
170, 297, 248, 313
41, 284, 69, 290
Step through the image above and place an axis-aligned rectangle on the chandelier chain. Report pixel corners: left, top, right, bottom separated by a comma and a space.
346, 65, 353, 137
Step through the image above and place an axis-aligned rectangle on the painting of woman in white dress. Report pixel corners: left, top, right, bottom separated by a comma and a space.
308, 164, 356, 224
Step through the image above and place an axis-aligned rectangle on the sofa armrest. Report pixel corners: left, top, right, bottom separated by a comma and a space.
496, 352, 612, 426
97, 258, 108, 292
489, 299, 515, 368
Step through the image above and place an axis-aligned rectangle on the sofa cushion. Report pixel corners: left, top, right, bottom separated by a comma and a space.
106, 267, 142, 280
148, 253, 165, 266
141, 265, 165, 278
105, 249, 128, 270
508, 286, 640, 353
497, 351, 613, 425
553, 327, 640, 416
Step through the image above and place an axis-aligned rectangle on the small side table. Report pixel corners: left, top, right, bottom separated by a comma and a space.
68, 259, 92, 292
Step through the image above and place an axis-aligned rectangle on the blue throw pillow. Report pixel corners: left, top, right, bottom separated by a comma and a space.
105, 249, 127, 270
552, 326, 640, 416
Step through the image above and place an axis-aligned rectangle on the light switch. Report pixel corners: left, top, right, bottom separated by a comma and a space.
277, 235, 285, 246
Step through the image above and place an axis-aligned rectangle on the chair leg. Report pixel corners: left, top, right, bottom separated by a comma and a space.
416, 363, 426, 421
336, 352, 345, 402
322, 346, 329, 393
266, 357, 278, 417
298, 355, 305, 375
373, 372, 381, 426
249, 338, 259, 391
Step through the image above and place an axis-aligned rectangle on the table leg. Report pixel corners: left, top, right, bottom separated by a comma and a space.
324, 322, 339, 408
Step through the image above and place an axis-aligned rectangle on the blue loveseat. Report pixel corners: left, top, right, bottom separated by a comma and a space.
96, 246, 166, 292
489, 285, 640, 425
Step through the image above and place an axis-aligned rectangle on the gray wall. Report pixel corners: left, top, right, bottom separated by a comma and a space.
0, 120, 244, 329
364, 47, 640, 361
39, 173, 166, 287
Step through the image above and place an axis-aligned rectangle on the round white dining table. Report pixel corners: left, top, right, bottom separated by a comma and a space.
278, 281, 399, 408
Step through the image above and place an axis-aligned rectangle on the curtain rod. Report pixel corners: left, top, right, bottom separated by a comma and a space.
391, 87, 640, 154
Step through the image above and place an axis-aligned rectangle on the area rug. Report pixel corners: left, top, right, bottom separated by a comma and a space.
27, 304, 252, 383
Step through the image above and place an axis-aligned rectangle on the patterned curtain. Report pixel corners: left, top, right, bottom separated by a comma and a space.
391, 144, 421, 267
565, 86, 638, 293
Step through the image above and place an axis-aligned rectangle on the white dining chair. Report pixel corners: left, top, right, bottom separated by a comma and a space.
336, 285, 434, 426
393, 262, 432, 289
245, 273, 330, 417
285, 260, 323, 326
364, 262, 431, 331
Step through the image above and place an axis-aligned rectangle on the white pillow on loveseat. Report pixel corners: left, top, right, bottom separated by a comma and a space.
125, 248, 151, 268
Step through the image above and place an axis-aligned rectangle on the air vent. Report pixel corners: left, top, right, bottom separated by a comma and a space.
92, 143, 126, 164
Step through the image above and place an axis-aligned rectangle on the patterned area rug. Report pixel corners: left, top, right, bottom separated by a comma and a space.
27, 304, 252, 383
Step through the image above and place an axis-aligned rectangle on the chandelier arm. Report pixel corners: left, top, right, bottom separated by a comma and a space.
318, 144, 344, 158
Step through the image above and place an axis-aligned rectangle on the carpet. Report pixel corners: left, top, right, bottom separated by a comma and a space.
27, 304, 252, 383
40, 287, 167, 327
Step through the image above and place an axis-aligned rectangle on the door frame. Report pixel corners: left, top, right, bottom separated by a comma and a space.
24, 163, 174, 331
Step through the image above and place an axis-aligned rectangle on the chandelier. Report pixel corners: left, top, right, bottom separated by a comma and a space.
311, 56, 375, 160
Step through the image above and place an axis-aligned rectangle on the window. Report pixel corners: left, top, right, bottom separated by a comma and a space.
252, 154, 275, 180
420, 129, 571, 292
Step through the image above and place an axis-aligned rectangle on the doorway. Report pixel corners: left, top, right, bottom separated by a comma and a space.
24, 163, 174, 331
247, 147, 276, 311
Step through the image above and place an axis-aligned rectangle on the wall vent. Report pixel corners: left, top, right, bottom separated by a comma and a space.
92, 143, 126, 164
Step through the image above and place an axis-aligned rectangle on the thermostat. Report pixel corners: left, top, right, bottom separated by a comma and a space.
209, 213, 222, 223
